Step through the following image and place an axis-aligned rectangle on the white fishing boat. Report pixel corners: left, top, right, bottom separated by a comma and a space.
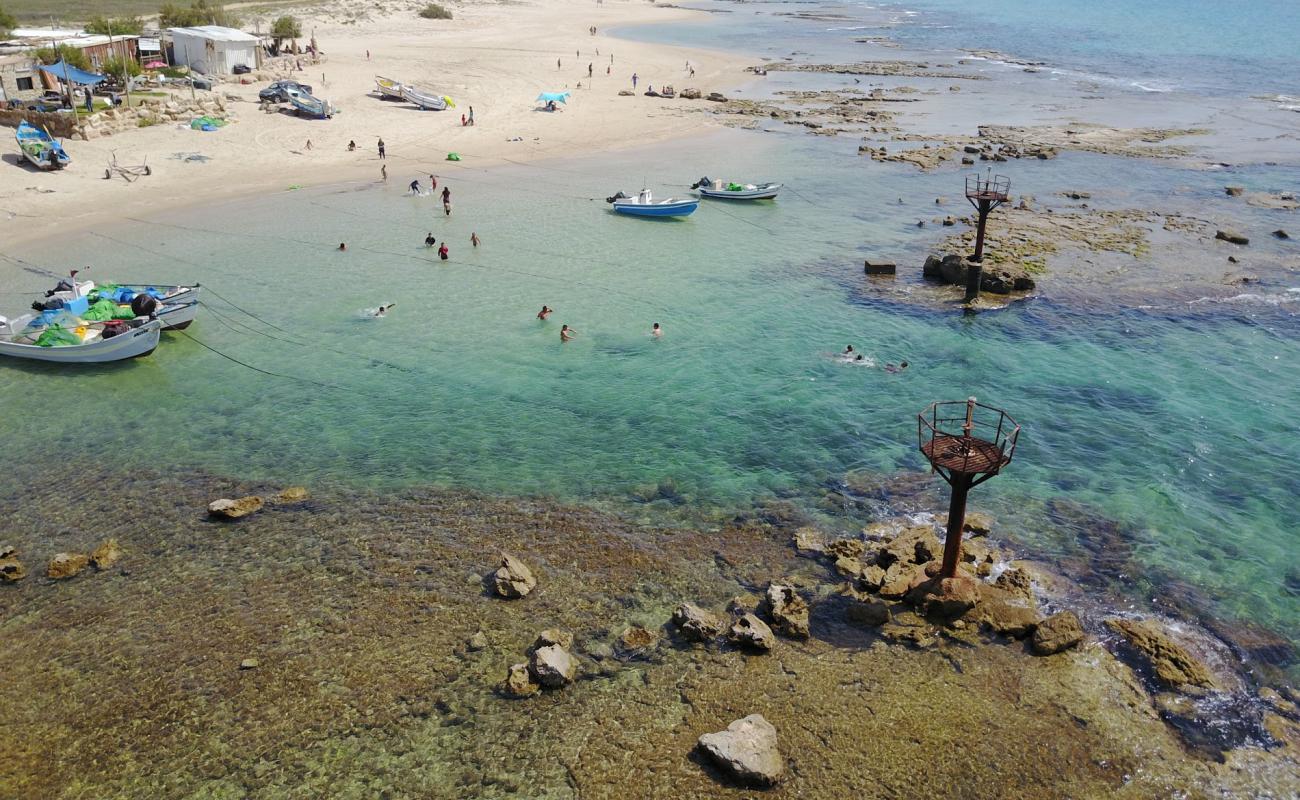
287, 87, 335, 119
0, 313, 162, 363
374, 75, 405, 100
401, 84, 455, 111
44, 277, 202, 331
691, 177, 782, 200
606, 189, 699, 218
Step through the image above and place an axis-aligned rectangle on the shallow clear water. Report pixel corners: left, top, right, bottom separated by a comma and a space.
2, 122, 1298, 655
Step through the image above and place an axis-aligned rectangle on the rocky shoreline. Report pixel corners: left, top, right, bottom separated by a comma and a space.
1, 469, 1296, 797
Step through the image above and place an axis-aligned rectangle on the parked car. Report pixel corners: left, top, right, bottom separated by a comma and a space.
190, 75, 214, 90
259, 80, 312, 103
232, 64, 251, 75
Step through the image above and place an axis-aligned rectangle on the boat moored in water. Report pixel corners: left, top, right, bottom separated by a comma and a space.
0, 313, 162, 363
690, 176, 782, 200
606, 189, 699, 218
44, 277, 202, 331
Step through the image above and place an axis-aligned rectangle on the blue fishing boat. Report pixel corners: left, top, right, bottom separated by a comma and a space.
287, 87, 335, 119
15, 121, 70, 170
606, 189, 699, 218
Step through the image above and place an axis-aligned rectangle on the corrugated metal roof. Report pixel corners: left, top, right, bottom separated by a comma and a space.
168, 26, 259, 43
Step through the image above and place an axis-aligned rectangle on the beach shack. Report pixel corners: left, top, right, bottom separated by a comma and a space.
168, 26, 260, 75
0, 54, 41, 105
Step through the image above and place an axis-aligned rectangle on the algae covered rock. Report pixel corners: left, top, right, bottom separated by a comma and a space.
730, 613, 776, 652
672, 602, 724, 642
90, 538, 123, 570
491, 553, 537, 599
47, 552, 90, 579
696, 714, 784, 787
1032, 611, 1084, 655
762, 583, 810, 639
845, 594, 890, 628
208, 495, 264, 520
500, 663, 539, 698
467, 632, 489, 651
615, 626, 659, 660
1106, 618, 1215, 689
274, 486, 310, 503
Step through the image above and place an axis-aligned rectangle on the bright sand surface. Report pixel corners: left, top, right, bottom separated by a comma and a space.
0, 0, 748, 246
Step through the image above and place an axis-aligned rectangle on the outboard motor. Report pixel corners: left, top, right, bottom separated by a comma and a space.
690, 176, 712, 190
605, 191, 630, 204
130, 293, 159, 317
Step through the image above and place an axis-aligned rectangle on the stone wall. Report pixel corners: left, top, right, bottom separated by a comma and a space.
80, 94, 234, 140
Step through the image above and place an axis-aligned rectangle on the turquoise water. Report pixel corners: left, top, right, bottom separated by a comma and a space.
2, 126, 1298, 660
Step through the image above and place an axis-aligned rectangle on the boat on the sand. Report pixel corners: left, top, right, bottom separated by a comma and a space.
401, 85, 455, 110
287, 87, 335, 119
374, 75, 404, 100
606, 189, 699, 218
15, 121, 70, 171
691, 177, 782, 200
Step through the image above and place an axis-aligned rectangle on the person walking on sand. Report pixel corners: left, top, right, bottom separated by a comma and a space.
537, 305, 553, 320
381, 164, 387, 181
632, 72, 638, 89
305, 139, 313, 150
560, 324, 576, 342
438, 242, 449, 261
588, 63, 593, 78
468, 106, 475, 125
377, 138, 386, 159
557, 58, 562, 69
471, 232, 480, 247
461, 112, 467, 126
606, 65, 611, 75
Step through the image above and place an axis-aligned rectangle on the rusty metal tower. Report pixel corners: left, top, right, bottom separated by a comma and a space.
917, 398, 1020, 579
963, 172, 1010, 302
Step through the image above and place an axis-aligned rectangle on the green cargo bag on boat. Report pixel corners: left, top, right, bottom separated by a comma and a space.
34, 325, 82, 347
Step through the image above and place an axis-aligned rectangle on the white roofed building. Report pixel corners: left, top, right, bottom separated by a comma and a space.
168, 26, 260, 75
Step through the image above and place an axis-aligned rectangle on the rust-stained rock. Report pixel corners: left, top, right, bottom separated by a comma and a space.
47, 552, 90, 579
1106, 618, 1216, 689
90, 538, 123, 571
615, 626, 659, 660
491, 553, 537, 599
207, 495, 264, 520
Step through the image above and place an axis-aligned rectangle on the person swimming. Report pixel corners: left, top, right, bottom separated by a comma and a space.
537, 305, 553, 320
425, 232, 436, 247
374, 303, 395, 317
560, 324, 576, 342
855, 354, 864, 361
884, 360, 910, 373
652, 322, 662, 337
338, 243, 347, 251
843, 345, 855, 355
471, 232, 480, 247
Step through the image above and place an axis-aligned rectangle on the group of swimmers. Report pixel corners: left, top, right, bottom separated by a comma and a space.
842, 345, 908, 373
537, 305, 662, 343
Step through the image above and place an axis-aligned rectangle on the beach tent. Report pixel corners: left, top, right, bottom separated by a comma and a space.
38, 61, 106, 86
536, 91, 570, 104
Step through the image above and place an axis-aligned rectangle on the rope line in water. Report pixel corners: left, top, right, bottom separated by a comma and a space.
173, 328, 365, 395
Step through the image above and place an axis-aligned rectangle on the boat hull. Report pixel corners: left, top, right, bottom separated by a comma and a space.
375, 77, 404, 99
401, 86, 450, 110
0, 320, 162, 363
613, 200, 699, 217
16, 121, 70, 170
289, 91, 332, 118
698, 184, 781, 201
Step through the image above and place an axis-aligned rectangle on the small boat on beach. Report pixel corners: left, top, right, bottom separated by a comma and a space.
606, 189, 699, 218
287, 88, 335, 119
374, 75, 405, 100
15, 121, 70, 171
691, 177, 782, 200
401, 85, 455, 111
0, 311, 162, 364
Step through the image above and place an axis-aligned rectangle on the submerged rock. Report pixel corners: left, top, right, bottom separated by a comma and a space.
274, 486, 310, 503
1273, 229, 1290, 239
1215, 229, 1249, 246
467, 632, 489, 651
491, 553, 537, 599
1107, 618, 1215, 690
47, 552, 90, 579
1032, 611, 1084, 655
90, 538, 123, 571
615, 626, 659, 660
730, 613, 776, 652
500, 663, 539, 698
672, 602, 724, 642
791, 526, 826, 554
1224, 186, 1244, 197
529, 644, 577, 688
762, 583, 810, 639
532, 629, 574, 651
0, 557, 27, 583
844, 592, 890, 627
207, 495, 264, 520
239, 658, 260, 670
696, 714, 784, 787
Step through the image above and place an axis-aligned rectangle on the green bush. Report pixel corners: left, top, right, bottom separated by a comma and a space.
102, 56, 142, 79
159, 0, 240, 28
34, 45, 91, 71
85, 16, 144, 35
158, 65, 188, 78
418, 3, 452, 19
271, 15, 301, 49
0, 6, 17, 38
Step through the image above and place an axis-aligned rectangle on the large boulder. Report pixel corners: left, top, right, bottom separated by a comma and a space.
491, 553, 536, 599
1031, 611, 1084, 655
529, 644, 576, 688
207, 495, 264, 519
1106, 618, 1215, 689
761, 583, 810, 639
47, 552, 90, 579
696, 714, 784, 787
730, 613, 776, 652
672, 602, 724, 642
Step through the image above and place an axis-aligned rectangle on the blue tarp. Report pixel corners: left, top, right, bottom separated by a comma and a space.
536, 92, 570, 104
39, 61, 106, 86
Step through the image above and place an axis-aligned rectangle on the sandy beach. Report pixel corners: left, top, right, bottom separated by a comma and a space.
1, 0, 750, 247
